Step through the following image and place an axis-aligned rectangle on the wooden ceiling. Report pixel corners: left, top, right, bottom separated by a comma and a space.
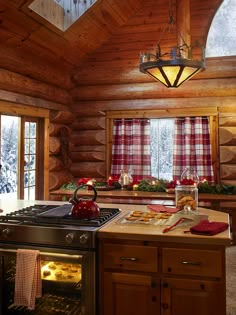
0, 0, 223, 90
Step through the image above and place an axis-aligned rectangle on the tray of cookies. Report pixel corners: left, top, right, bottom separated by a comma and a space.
117, 210, 208, 228
117, 210, 173, 225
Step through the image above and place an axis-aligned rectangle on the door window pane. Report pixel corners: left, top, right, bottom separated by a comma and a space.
0, 115, 19, 198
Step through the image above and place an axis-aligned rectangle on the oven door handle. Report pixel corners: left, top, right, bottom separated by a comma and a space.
0, 248, 83, 260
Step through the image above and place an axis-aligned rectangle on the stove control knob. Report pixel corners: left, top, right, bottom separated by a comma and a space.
79, 233, 89, 245
1, 228, 12, 239
65, 233, 75, 244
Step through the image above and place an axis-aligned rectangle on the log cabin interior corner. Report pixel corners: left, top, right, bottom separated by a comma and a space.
0, 0, 235, 314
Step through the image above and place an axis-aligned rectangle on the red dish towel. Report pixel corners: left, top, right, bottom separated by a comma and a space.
147, 204, 179, 213
190, 220, 229, 236
14, 249, 42, 310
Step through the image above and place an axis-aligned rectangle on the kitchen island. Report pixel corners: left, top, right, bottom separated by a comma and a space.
0, 200, 231, 315
97, 204, 231, 315
50, 189, 236, 243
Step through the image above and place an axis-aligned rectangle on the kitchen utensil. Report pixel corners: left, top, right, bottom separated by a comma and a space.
162, 217, 193, 233
69, 184, 100, 219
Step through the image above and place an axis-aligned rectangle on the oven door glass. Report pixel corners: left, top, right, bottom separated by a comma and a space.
0, 247, 95, 315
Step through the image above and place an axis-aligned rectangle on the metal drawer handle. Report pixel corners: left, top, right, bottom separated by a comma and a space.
120, 256, 138, 261
182, 261, 201, 266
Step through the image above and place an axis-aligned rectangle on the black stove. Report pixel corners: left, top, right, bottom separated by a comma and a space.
0, 204, 120, 227
0, 204, 121, 249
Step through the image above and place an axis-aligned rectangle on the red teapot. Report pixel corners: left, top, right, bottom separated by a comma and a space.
69, 184, 100, 219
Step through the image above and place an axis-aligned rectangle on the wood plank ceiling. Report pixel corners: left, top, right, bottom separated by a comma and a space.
0, 0, 224, 91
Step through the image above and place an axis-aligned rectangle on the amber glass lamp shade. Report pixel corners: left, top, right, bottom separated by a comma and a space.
139, 58, 205, 88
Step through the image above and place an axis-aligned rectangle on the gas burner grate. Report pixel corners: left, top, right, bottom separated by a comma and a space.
0, 204, 121, 227
37, 205, 121, 226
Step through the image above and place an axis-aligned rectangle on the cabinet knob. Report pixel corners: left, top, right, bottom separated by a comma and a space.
152, 296, 157, 302
151, 281, 156, 288
163, 282, 169, 288
162, 303, 169, 309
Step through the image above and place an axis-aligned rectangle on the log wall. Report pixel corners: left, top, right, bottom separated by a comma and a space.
49, 111, 75, 191
69, 115, 106, 179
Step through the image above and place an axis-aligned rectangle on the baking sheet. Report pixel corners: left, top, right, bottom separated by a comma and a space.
116, 211, 208, 227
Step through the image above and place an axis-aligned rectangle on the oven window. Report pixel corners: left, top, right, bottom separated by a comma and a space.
2, 254, 85, 315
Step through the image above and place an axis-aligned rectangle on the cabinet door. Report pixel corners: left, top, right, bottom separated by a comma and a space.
103, 272, 160, 315
161, 278, 225, 315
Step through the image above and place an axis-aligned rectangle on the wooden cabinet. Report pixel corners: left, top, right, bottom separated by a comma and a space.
103, 272, 160, 315
99, 241, 226, 315
161, 278, 224, 315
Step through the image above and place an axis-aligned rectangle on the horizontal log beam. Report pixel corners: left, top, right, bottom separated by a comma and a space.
72, 57, 236, 85
0, 89, 69, 111
219, 127, 236, 145
70, 162, 105, 178
50, 111, 75, 124
0, 45, 73, 89
49, 156, 64, 171
71, 117, 106, 130
70, 151, 105, 162
71, 78, 236, 101
220, 147, 236, 163
71, 130, 105, 145
71, 96, 236, 116
49, 137, 61, 154
0, 68, 70, 105
219, 117, 236, 126
72, 145, 105, 152
49, 123, 72, 137
220, 164, 236, 180
49, 170, 73, 190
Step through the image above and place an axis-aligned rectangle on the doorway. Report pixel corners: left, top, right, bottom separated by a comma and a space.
0, 115, 42, 200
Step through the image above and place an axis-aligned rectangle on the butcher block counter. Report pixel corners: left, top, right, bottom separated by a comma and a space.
97, 204, 231, 315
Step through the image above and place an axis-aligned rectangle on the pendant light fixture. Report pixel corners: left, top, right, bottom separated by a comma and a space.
139, 0, 205, 88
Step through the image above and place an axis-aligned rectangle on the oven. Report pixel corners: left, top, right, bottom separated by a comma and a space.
0, 203, 120, 315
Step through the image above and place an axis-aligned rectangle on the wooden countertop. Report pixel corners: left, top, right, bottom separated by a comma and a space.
51, 188, 236, 201
0, 200, 231, 246
97, 203, 231, 246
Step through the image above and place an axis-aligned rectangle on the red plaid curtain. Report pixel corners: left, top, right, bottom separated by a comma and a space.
111, 118, 151, 182
173, 117, 214, 183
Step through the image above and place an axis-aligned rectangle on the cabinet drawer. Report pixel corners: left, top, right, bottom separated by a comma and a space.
162, 248, 223, 277
103, 244, 158, 272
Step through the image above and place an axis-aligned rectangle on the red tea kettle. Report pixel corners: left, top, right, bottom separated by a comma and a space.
69, 184, 100, 219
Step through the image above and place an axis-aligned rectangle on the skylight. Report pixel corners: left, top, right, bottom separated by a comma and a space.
29, 0, 97, 32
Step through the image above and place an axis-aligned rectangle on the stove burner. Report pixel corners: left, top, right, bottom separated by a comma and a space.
0, 204, 121, 227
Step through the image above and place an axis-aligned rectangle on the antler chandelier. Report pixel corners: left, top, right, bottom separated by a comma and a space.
139, 0, 205, 88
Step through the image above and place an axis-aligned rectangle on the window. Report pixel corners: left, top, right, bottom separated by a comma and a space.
0, 104, 49, 200
0, 116, 19, 197
206, 0, 236, 57
20, 117, 40, 200
150, 119, 174, 180
107, 110, 218, 184
28, 0, 98, 32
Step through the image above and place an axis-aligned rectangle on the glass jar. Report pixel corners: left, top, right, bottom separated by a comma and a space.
118, 169, 133, 190
175, 185, 198, 213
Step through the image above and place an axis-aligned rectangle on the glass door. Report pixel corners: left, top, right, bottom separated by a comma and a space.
0, 115, 44, 200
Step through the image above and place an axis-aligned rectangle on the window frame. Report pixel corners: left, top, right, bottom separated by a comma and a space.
106, 108, 219, 183
0, 102, 50, 199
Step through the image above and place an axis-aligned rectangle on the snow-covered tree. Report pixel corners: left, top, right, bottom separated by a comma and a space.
0, 120, 18, 193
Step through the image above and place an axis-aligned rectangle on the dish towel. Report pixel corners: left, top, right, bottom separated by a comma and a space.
190, 220, 229, 236
14, 249, 42, 310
